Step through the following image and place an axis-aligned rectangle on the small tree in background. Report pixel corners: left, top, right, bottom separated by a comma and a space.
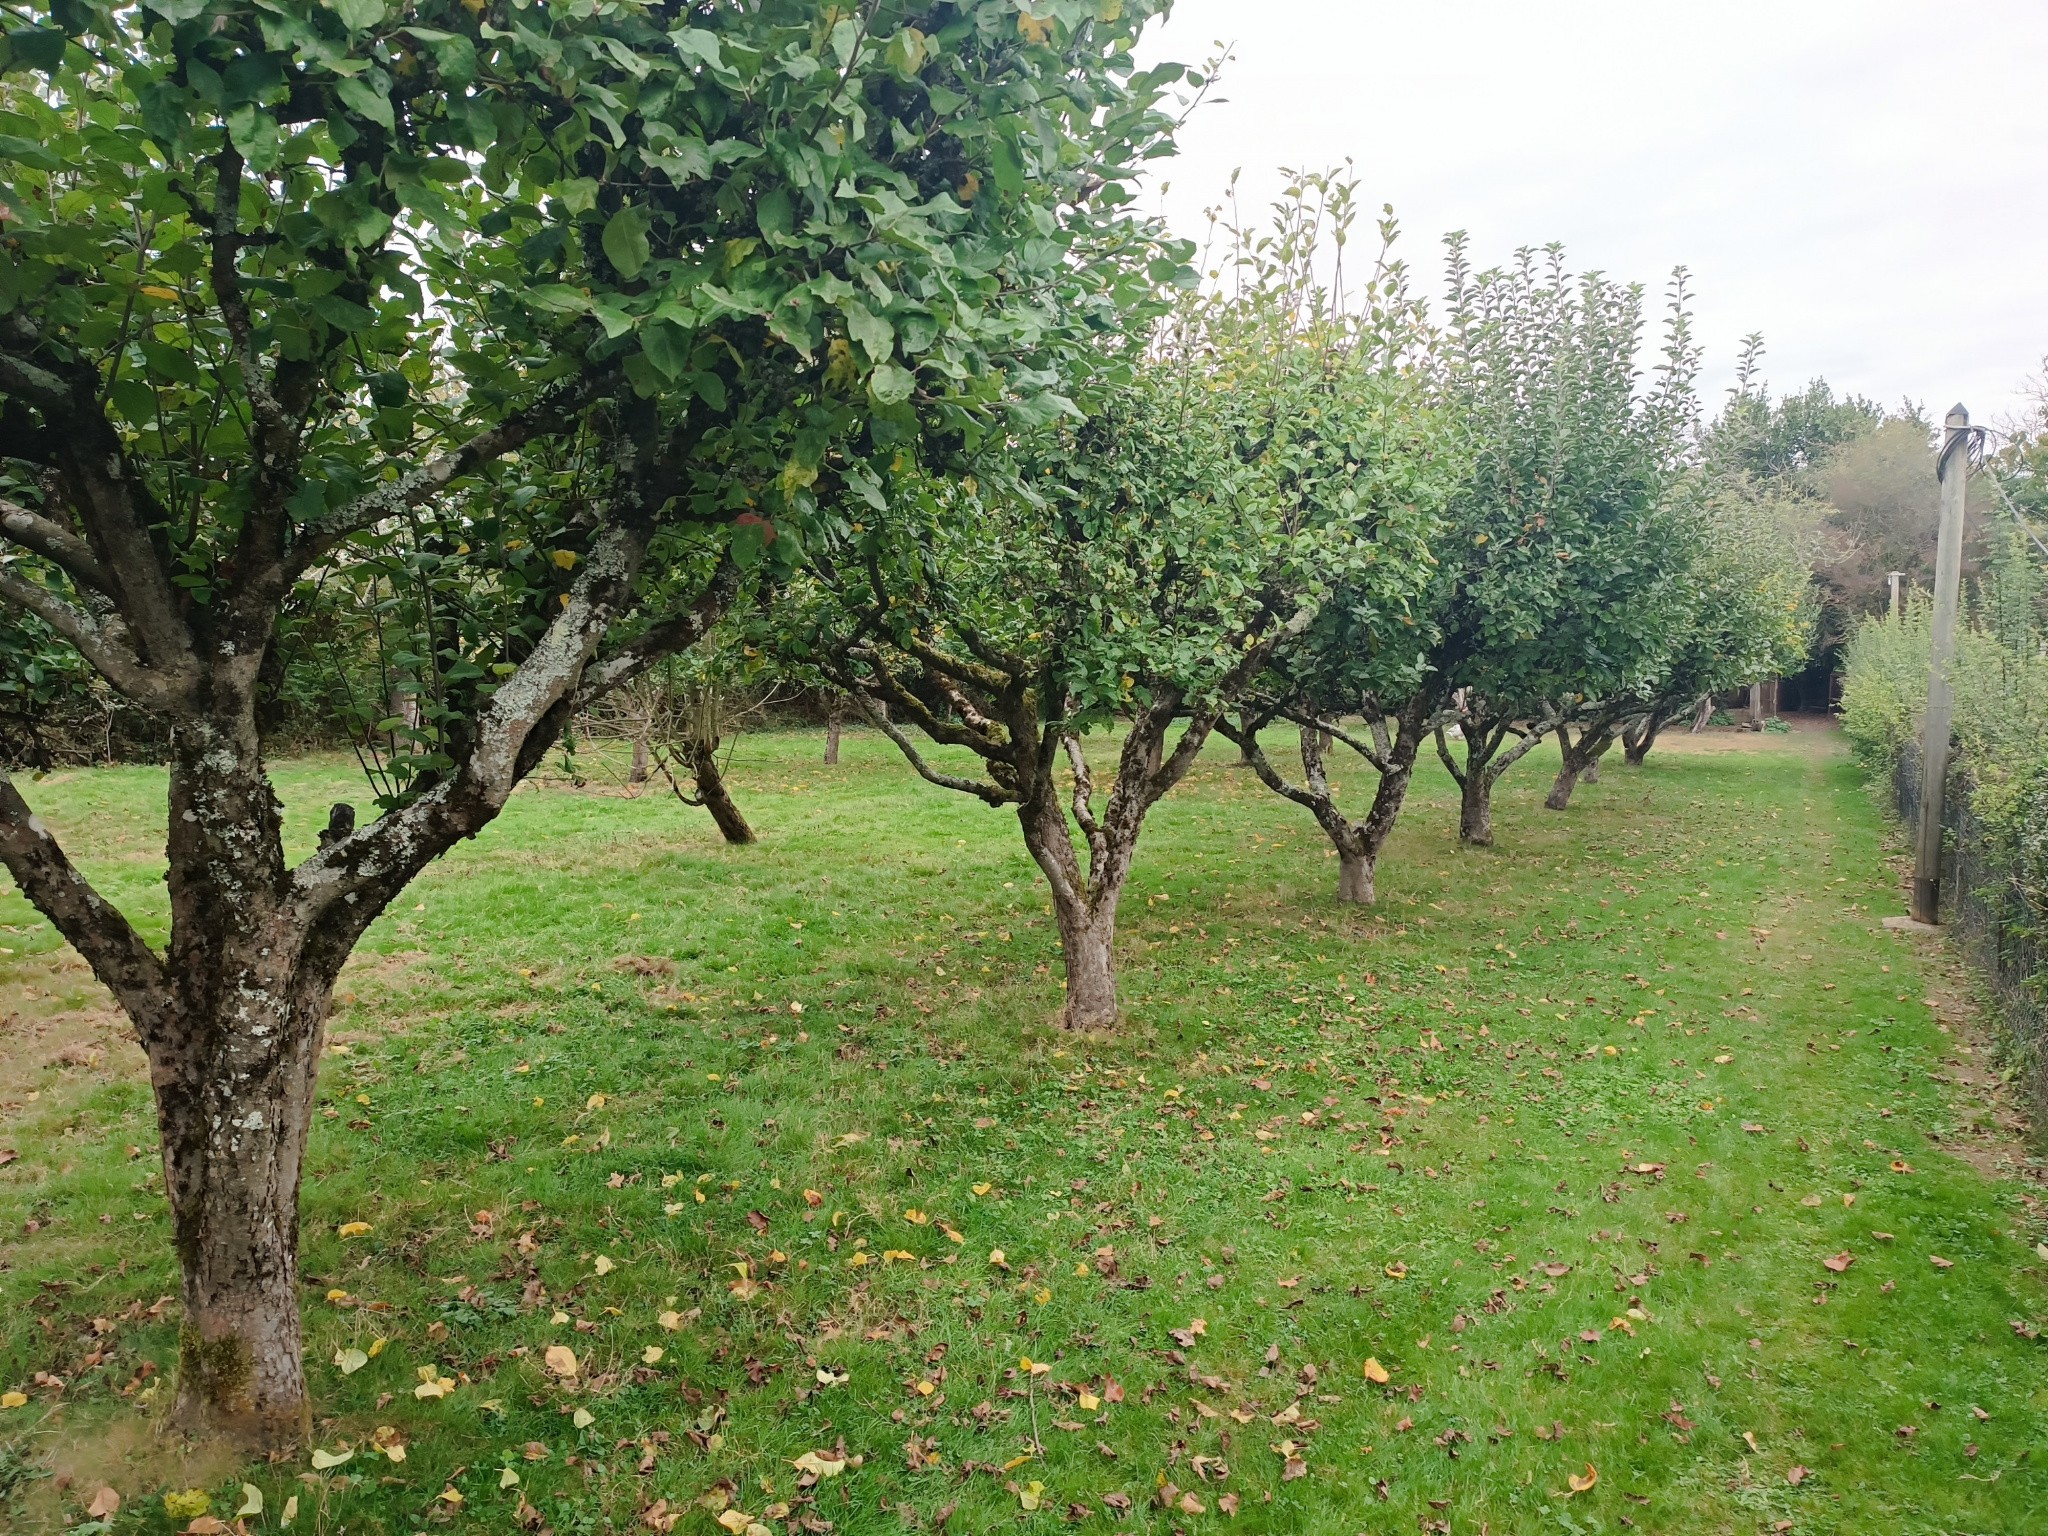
791, 175, 1445, 1017
1429, 242, 1702, 840
0, 0, 1179, 1444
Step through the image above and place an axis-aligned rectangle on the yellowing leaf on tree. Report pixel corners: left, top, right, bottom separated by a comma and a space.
337, 1221, 372, 1238
139, 284, 180, 301
1568, 1463, 1599, 1494
1017, 12, 1054, 44
1361, 1357, 1391, 1384
544, 1345, 579, 1378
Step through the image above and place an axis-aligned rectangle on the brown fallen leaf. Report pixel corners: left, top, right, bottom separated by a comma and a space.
1787, 1464, 1810, 1486
86, 1488, 120, 1520
1822, 1252, 1854, 1273
1567, 1463, 1598, 1494
1929, 1255, 1954, 1270
1218, 1491, 1240, 1515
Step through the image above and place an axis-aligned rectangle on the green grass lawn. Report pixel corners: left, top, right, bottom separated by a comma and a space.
1, 723, 2043, 1535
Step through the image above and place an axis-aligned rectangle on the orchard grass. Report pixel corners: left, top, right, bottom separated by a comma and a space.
1, 724, 2043, 1533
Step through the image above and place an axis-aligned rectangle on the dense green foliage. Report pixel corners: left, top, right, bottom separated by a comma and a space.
0, 0, 1184, 793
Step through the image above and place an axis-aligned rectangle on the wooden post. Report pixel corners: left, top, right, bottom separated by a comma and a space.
1910, 404, 1972, 925
1887, 570, 1903, 620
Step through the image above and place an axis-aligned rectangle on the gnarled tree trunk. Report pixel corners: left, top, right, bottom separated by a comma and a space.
690, 734, 755, 845
1436, 702, 1554, 847
1458, 770, 1495, 845
1545, 715, 1619, 811
1230, 696, 1429, 905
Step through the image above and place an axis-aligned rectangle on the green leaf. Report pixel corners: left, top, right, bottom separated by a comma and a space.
867, 362, 915, 407
841, 300, 893, 367
640, 320, 689, 380
756, 187, 793, 241
670, 28, 724, 74
524, 285, 592, 315
3, 27, 66, 74
884, 27, 929, 78
0, 133, 60, 170
334, 76, 395, 132
327, 0, 386, 30
990, 137, 1025, 197
602, 205, 651, 280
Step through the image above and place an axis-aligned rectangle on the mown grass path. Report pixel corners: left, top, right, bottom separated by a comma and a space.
2, 725, 2042, 1534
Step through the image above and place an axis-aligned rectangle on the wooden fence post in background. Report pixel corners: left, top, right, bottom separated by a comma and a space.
1887, 570, 1904, 620
1908, 404, 1972, 926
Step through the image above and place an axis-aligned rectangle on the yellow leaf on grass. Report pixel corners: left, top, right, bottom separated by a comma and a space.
972, 1182, 993, 1196
309, 1447, 353, 1470
643, 1346, 664, 1365
1361, 1357, 1391, 1384
544, 1345, 579, 1378
1018, 1480, 1045, 1511
0, 1392, 27, 1409
500, 1468, 520, 1489
658, 1310, 683, 1331
593, 1255, 615, 1276
572, 1406, 595, 1428
337, 1221, 371, 1238
236, 1484, 263, 1517
792, 1450, 847, 1479
281, 1495, 298, 1526
1078, 1389, 1102, 1412
1568, 1463, 1598, 1494
333, 1347, 369, 1376
163, 1490, 211, 1518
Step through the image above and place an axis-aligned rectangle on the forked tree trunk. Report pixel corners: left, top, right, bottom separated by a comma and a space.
1018, 784, 1131, 1030
824, 705, 842, 765
1545, 727, 1613, 811
1623, 711, 1665, 765
691, 736, 755, 844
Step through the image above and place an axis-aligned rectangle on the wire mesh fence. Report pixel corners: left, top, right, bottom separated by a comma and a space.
1893, 741, 2048, 1120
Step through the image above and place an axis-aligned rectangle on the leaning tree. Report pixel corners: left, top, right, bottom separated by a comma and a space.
786, 181, 1443, 1023
0, 0, 1181, 1445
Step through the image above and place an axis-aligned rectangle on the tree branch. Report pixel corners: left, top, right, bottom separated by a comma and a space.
288, 369, 620, 574
0, 771, 173, 1043
853, 692, 1017, 807
0, 495, 112, 593
0, 565, 187, 708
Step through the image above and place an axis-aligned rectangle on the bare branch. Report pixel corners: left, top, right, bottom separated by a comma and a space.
575, 555, 742, 706
289, 369, 620, 573
855, 693, 1017, 807
0, 564, 188, 708
0, 495, 111, 593
0, 771, 173, 1042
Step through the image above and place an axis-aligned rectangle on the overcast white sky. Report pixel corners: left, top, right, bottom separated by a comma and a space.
1135, 0, 2048, 427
